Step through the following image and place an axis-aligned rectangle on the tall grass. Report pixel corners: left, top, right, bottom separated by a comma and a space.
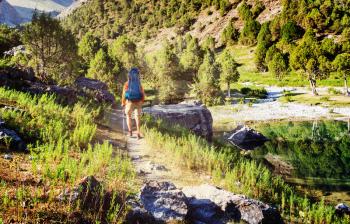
142, 115, 350, 224
0, 87, 135, 222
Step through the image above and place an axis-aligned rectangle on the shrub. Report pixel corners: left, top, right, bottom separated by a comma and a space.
280, 20, 303, 42
238, 1, 253, 21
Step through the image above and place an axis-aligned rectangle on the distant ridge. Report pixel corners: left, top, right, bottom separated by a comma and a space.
0, 0, 23, 26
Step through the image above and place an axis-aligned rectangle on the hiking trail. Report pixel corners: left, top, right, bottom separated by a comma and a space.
97, 107, 209, 188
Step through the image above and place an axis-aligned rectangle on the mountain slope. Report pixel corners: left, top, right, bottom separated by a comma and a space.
3, 0, 75, 25
0, 0, 23, 26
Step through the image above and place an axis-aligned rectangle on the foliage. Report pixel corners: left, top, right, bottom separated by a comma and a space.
108, 35, 137, 70
22, 12, 79, 85
218, 49, 240, 97
221, 19, 239, 46
180, 36, 203, 76
78, 31, 101, 65
268, 52, 288, 80
191, 50, 222, 106
239, 19, 261, 46
0, 24, 21, 56
87, 48, 119, 91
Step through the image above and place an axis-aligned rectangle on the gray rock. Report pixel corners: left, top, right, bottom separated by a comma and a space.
182, 184, 283, 224
335, 203, 350, 216
3, 154, 13, 160
0, 128, 27, 151
125, 197, 159, 224
75, 77, 115, 104
226, 125, 269, 150
143, 104, 213, 141
140, 181, 188, 222
4, 45, 26, 56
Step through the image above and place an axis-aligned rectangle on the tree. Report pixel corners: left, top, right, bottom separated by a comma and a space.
180, 37, 203, 77
155, 42, 184, 104
255, 22, 272, 71
333, 53, 350, 95
87, 48, 119, 90
78, 32, 101, 65
268, 52, 288, 80
202, 36, 215, 52
221, 19, 239, 45
109, 35, 137, 70
191, 50, 222, 105
22, 11, 78, 84
219, 49, 240, 97
290, 30, 329, 95
239, 19, 261, 45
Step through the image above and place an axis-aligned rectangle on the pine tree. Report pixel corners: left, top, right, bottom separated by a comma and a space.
192, 50, 222, 105
268, 52, 288, 80
218, 49, 240, 97
180, 37, 203, 76
109, 35, 137, 70
22, 11, 78, 84
87, 48, 119, 90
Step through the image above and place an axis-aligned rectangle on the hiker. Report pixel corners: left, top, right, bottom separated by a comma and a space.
122, 67, 145, 139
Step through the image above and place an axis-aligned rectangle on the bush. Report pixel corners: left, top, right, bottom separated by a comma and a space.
240, 87, 267, 98
238, 1, 253, 21
221, 19, 239, 45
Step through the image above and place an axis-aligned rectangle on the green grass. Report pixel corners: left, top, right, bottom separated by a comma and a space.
142, 115, 350, 224
228, 45, 344, 87
0, 87, 136, 222
279, 92, 350, 107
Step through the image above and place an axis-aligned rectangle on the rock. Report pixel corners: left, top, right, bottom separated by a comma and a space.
0, 128, 27, 151
140, 181, 188, 222
143, 104, 213, 141
75, 77, 115, 104
182, 184, 283, 224
57, 176, 115, 214
4, 45, 26, 57
335, 203, 350, 216
125, 197, 159, 224
3, 154, 13, 160
226, 125, 269, 150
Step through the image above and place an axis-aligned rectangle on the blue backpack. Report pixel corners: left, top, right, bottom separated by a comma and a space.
125, 68, 143, 101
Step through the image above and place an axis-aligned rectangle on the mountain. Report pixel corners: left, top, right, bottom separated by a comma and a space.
1, 0, 76, 26
0, 0, 24, 26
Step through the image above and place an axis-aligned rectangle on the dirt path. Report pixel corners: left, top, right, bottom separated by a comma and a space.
98, 108, 208, 188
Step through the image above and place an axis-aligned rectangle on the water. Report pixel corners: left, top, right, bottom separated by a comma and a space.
216, 120, 350, 203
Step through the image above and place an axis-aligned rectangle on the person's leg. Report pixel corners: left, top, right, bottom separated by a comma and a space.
125, 102, 133, 136
134, 102, 142, 138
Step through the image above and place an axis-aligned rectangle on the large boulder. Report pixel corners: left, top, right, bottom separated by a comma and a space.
75, 77, 115, 104
143, 104, 213, 141
140, 181, 188, 222
182, 184, 283, 224
226, 125, 269, 150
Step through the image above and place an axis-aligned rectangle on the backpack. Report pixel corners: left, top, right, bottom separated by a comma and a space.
125, 68, 143, 101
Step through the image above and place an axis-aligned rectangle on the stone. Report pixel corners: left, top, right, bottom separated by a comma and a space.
182, 184, 283, 224
3, 154, 13, 160
125, 197, 159, 224
0, 128, 27, 152
4, 45, 26, 56
75, 77, 115, 104
335, 203, 350, 216
143, 104, 213, 141
225, 125, 269, 150
140, 181, 188, 222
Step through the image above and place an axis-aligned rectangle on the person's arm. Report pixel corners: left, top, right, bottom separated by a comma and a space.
141, 86, 146, 103
121, 83, 127, 106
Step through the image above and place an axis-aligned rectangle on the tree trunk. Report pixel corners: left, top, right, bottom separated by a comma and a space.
309, 78, 318, 96
344, 76, 349, 96
227, 82, 231, 97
